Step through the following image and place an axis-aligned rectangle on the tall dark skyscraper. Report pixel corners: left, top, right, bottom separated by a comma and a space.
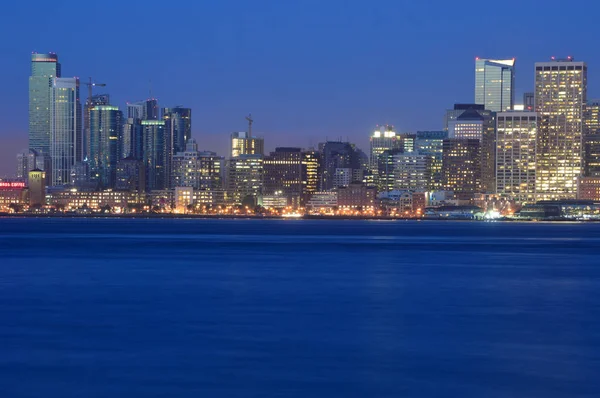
142, 120, 169, 191
162, 107, 192, 156
127, 99, 159, 120
84, 94, 110, 160
442, 138, 481, 195
319, 141, 362, 191
89, 105, 123, 188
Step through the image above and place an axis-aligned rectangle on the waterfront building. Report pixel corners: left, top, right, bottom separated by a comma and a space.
535, 57, 587, 200
415, 131, 448, 190
171, 139, 223, 190
263, 147, 303, 206
496, 112, 538, 202
231, 132, 264, 158
442, 139, 481, 195
337, 182, 376, 210
475, 58, 515, 112
393, 152, 431, 191
46, 189, 144, 211
0, 180, 28, 212
226, 154, 264, 205
142, 120, 169, 191
578, 177, 600, 201
89, 105, 123, 188
28, 169, 46, 206
306, 191, 338, 211
175, 187, 194, 213
301, 150, 320, 204
162, 107, 192, 156
29, 53, 60, 159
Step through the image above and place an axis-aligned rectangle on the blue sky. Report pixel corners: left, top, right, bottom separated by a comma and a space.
1, 0, 599, 175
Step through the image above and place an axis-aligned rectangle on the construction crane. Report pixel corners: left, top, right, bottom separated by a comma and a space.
82, 77, 107, 105
245, 114, 253, 137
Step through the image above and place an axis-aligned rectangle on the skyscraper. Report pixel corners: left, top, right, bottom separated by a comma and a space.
415, 131, 448, 190
369, 126, 401, 171
319, 141, 362, 191
263, 148, 303, 205
475, 58, 515, 112
162, 107, 192, 156
84, 94, 110, 160
50, 77, 81, 186
29, 53, 61, 158
227, 154, 264, 205
584, 99, 600, 136
121, 118, 144, 160
442, 139, 481, 195
496, 112, 538, 202
393, 152, 431, 191
142, 120, 169, 191
89, 105, 123, 188
535, 57, 587, 200
171, 139, 224, 190
127, 99, 159, 120
231, 132, 264, 158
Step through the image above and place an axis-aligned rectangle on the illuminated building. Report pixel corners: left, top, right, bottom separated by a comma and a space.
264, 147, 303, 206
301, 150, 320, 203
535, 57, 587, 200
442, 139, 481, 195
496, 112, 538, 202
29, 53, 60, 159
121, 118, 144, 160
444, 104, 485, 131
475, 58, 515, 112
393, 152, 431, 191
416, 131, 448, 190
0, 180, 28, 211
578, 177, 600, 201
89, 105, 123, 188
319, 141, 362, 191
175, 187, 194, 212
369, 126, 401, 175
377, 149, 402, 194
231, 132, 264, 158
306, 191, 338, 210
142, 120, 169, 190
584, 134, 600, 177
28, 169, 46, 206
226, 154, 263, 205
84, 94, 110, 160
46, 189, 143, 211
171, 139, 223, 190
448, 107, 496, 193
50, 77, 82, 186
116, 157, 146, 192
523, 92, 534, 112
584, 99, 600, 136
337, 182, 376, 209
162, 107, 192, 156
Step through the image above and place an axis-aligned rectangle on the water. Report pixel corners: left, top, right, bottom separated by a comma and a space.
1, 218, 599, 397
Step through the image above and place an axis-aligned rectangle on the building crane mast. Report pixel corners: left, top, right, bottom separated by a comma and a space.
245, 114, 253, 137
83, 77, 107, 105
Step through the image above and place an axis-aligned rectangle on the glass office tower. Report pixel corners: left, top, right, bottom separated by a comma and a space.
475, 58, 515, 112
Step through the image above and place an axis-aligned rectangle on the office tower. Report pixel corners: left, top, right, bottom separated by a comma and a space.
162, 107, 192, 156
370, 126, 401, 172
89, 105, 123, 188
84, 94, 110, 160
16, 149, 38, 181
231, 132, 264, 158
29, 53, 60, 158
442, 139, 481, 195
393, 152, 431, 191
377, 149, 402, 193
523, 92, 534, 111
116, 157, 146, 192
70, 161, 92, 189
319, 141, 362, 191
584, 134, 600, 177
584, 99, 600, 136
444, 104, 485, 131
496, 112, 538, 202
227, 154, 264, 205
398, 133, 416, 153
142, 120, 169, 191
448, 107, 496, 193
535, 57, 587, 200
475, 58, 515, 112
263, 148, 303, 205
50, 77, 81, 186
171, 139, 224, 190
121, 118, 144, 160
416, 131, 448, 190
28, 169, 46, 206
301, 150, 320, 203
127, 99, 158, 120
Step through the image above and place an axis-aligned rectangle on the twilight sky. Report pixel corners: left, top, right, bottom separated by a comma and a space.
1, 0, 599, 176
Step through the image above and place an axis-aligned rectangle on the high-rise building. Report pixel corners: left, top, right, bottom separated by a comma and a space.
142, 120, 169, 191
496, 112, 538, 202
415, 131, 448, 190
393, 152, 431, 191
227, 154, 264, 205
171, 139, 224, 190
442, 139, 481, 195
263, 148, 303, 205
535, 57, 587, 200
319, 141, 362, 191
127, 99, 158, 120
377, 149, 403, 194
50, 77, 81, 186
475, 58, 515, 112
369, 126, 401, 172
584, 99, 600, 136
162, 107, 192, 156
89, 105, 123, 188
583, 134, 600, 177
448, 107, 496, 193
301, 150, 320, 204
231, 132, 264, 158
29, 53, 61, 158
444, 104, 485, 131
84, 94, 110, 160
523, 92, 534, 112
115, 157, 146, 192
121, 118, 144, 160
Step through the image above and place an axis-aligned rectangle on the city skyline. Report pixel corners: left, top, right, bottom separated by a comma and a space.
2, 0, 600, 176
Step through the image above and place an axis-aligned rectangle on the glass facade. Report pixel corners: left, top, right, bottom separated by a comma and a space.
142, 120, 169, 190
89, 105, 123, 188
496, 112, 538, 202
475, 58, 515, 112
442, 139, 481, 194
162, 107, 192, 156
535, 59, 587, 200
29, 53, 60, 158
226, 155, 264, 205
230, 132, 264, 158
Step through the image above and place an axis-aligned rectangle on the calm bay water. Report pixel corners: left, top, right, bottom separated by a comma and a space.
1, 218, 599, 397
